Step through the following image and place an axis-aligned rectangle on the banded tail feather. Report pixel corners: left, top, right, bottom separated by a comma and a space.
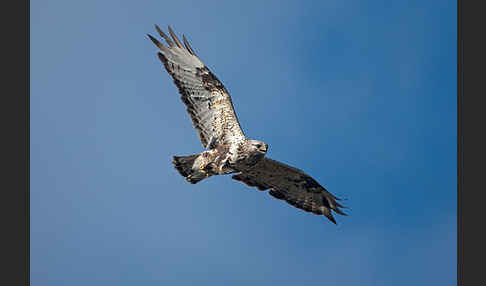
172, 154, 213, 184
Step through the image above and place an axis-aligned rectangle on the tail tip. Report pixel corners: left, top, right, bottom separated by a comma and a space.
172, 156, 189, 177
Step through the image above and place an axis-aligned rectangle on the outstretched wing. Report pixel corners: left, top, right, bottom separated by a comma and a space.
148, 25, 246, 148
232, 158, 347, 224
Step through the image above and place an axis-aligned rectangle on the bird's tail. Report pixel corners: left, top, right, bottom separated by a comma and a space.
172, 154, 213, 184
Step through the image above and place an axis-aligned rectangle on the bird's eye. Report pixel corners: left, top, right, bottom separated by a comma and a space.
256, 144, 261, 148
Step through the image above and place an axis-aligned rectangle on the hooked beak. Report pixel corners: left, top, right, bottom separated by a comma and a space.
261, 144, 268, 152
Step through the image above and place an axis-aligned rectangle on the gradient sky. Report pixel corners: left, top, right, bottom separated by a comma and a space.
31, 0, 457, 285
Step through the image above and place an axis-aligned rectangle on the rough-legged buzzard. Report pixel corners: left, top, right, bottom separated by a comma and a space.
148, 25, 347, 224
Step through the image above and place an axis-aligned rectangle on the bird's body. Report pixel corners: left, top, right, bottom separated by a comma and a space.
173, 138, 268, 183
148, 25, 347, 224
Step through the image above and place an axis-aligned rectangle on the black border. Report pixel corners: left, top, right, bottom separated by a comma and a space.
461, 0, 484, 285
457, 0, 462, 284
3, 0, 29, 285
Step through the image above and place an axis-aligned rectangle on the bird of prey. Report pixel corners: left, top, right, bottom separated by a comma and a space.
147, 25, 347, 224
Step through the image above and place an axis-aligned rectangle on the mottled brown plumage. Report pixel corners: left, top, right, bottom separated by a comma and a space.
148, 25, 346, 224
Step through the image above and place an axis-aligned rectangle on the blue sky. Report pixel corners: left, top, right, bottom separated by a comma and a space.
31, 0, 457, 285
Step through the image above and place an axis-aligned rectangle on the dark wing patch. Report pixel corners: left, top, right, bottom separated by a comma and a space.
232, 173, 271, 191
232, 158, 347, 224
148, 25, 246, 148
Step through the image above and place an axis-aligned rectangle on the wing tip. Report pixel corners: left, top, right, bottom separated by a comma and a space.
154, 24, 175, 47
152, 25, 197, 56
182, 34, 197, 55
147, 34, 165, 50
327, 214, 337, 224
167, 25, 184, 48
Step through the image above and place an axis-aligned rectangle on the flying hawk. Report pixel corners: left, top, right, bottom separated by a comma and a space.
148, 25, 347, 224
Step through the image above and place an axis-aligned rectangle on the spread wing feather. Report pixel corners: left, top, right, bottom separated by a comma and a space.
148, 25, 246, 148
232, 158, 347, 224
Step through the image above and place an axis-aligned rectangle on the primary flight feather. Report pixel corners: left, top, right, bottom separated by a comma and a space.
148, 25, 347, 224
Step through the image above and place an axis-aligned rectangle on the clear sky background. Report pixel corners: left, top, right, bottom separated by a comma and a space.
31, 0, 457, 285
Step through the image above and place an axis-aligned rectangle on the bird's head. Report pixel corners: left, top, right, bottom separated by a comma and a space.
247, 139, 268, 155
